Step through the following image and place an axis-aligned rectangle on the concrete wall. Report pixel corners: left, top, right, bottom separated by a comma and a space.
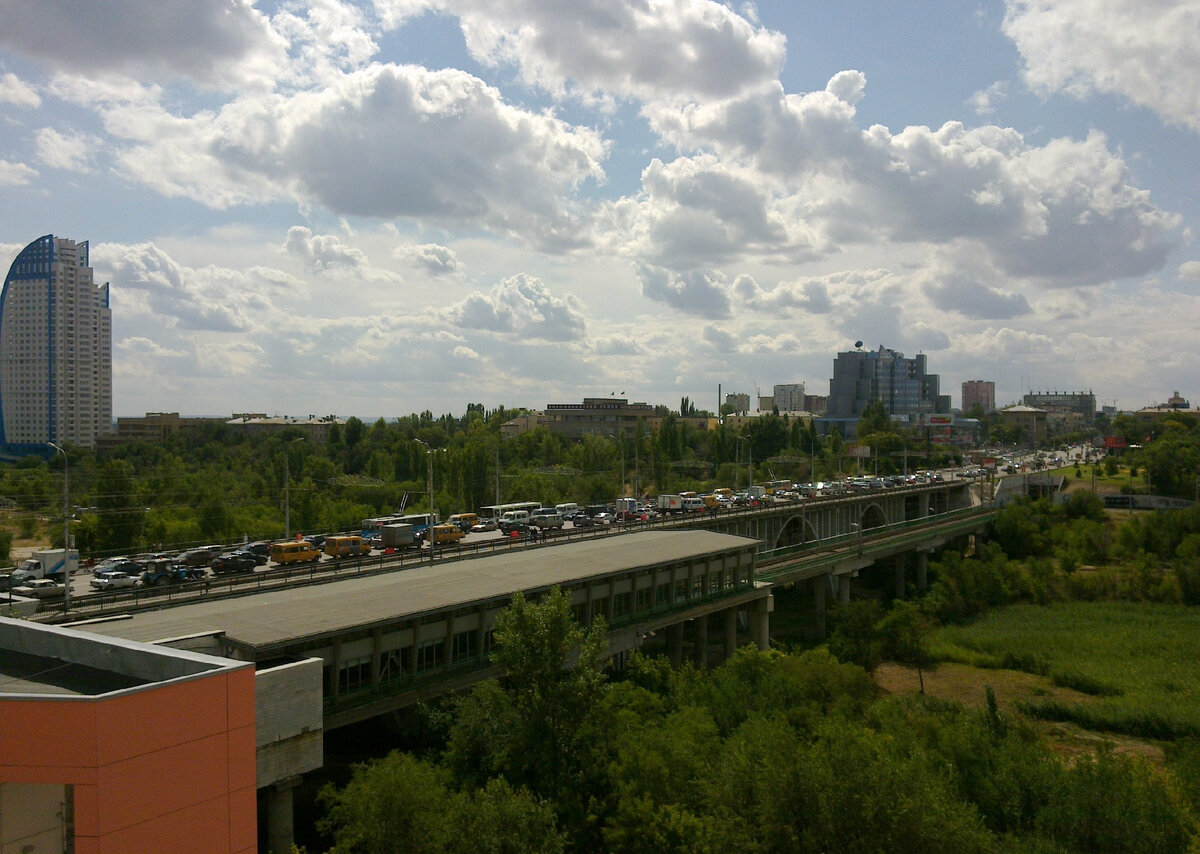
256, 659, 323, 789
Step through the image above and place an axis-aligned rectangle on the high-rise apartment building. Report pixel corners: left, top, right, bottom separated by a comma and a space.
773, 383, 806, 412
0, 235, 112, 452
827, 345, 950, 422
961, 380, 995, 413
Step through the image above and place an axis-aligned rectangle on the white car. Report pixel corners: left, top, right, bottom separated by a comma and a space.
12, 579, 66, 599
90, 571, 140, 590
470, 519, 498, 532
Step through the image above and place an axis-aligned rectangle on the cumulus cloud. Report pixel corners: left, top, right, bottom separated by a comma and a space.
284, 226, 368, 271
702, 325, 736, 352
0, 0, 286, 91
35, 127, 97, 172
110, 64, 607, 248
1003, 0, 1200, 133
0, 159, 37, 186
446, 273, 586, 340
0, 72, 39, 108
1177, 261, 1200, 283
452, 0, 785, 102
117, 337, 188, 358
637, 263, 731, 318
968, 81, 1008, 116
644, 74, 1179, 288
94, 242, 264, 333
395, 242, 462, 276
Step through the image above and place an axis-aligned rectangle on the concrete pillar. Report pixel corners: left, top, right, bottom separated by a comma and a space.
370, 628, 382, 686
693, 615, 708, 667
724, 608, 738, 660
267, 776, 302, 854
894, 554, 907, 599
750, 598, 770, 651
445, 612, 456, 665
812, 576, 827, 639
916, 551, 928, 592
584, 582, 594, 625
326, 637, 341, 698
667, 623, 684, 667
839, 573, 851, 604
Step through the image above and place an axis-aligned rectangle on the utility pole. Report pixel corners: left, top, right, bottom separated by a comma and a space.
48, 443, 70, 611
416, 439, 435, 563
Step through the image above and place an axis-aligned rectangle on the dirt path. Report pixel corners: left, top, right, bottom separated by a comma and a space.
874, 661, 1165, 764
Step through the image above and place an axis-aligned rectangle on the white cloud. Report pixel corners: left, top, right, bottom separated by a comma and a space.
0, 72, 39, 108
0, 159, 37, 186
284, 226, 368, 271
395, 242, 462, 276
637, 263, 731, 318
446, 273, 586, 340
644, 74, 1179, 288
0, 0, 286, 91
35, 127, 97, 173
451, 0, 786, 102
968, 81, 1008, 116
117, 337, 187, 358
1177, 261, 1200, 283
1004, 0, 1200, 133
105, 64, 607, 249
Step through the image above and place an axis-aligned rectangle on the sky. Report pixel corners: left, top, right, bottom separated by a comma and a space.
0, 0, 1197, 419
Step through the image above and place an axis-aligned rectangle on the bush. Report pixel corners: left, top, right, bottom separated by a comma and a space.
0, 528, 10, 566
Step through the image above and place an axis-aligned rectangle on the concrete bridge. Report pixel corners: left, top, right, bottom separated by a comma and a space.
71, 482, 991, 852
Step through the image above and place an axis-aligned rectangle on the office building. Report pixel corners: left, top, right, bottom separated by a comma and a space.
1022, 390, 1096, 424
0, 235, 112, 452
961, 380, 996, 413
773, 383, 806, 412
826, 345, 950, 424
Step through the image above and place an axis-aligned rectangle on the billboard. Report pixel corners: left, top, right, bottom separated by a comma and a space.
1104, 435, 1127, 449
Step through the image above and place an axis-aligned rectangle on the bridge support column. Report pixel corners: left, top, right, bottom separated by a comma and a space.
839, 573, 851, 604
750, 597, 771, 651
667, 623, 684, 667
916, 552, 928, 592
693, 615, 709, 667
812, 576, 827, 639
894, 554, 908, 599
266, 775, 302, 854
370, 628, 382, 686
326, 637, 342, 698
724, 608, 738, 660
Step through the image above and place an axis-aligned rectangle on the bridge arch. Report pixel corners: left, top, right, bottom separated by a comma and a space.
859, 502, 889, 531
773, 513, 821, 550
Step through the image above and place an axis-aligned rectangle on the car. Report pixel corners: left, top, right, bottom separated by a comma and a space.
94, 558, 144, 580
470, 519, 498, 533
175, 546, 220, 567
245, 541, 272, 558
590, 512, 615, 527
13, 579, 66, 599
530, 508, 565, 528
90, 571, 140, 590
210, 553, 258, 575
231, 547, 269, 566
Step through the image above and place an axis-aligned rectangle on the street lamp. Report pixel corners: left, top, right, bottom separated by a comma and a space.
607, 434, 626, 498
47, 443, 70, 611
283, 438, 305, 540
415, 439, 435, 563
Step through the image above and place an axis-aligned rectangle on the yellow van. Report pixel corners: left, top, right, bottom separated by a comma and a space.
447, 513, 479, 532
324, 535, 371, 558
270, 540, 322, 564
425, 523, 466, 545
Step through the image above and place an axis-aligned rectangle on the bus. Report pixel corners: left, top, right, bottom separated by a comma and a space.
478, 502, 540, 521
362, 512, 439, 539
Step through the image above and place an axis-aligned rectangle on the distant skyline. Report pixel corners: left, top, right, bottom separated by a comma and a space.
1, 0, 1197, 418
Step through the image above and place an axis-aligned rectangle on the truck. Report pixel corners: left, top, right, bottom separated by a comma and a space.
7, 549, 79, 588
140, 558, 205, 586
657, 494, 684, 514
380, 523, 416, 550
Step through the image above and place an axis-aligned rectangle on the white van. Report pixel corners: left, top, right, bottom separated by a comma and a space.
554, 502, 579, 519
681, 496, 706, 513
499, 510, 531, 533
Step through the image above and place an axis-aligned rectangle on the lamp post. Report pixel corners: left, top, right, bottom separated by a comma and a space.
607, 434, 626, 498
283, 438, 305, 539
415, 439, 435, 562
47, 443, 70, 610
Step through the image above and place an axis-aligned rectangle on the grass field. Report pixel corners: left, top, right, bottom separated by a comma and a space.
931, 602, 1200, 740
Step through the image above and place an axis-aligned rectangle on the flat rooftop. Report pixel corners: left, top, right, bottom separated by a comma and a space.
78, 530, 757, 654
0, 617, 246, 698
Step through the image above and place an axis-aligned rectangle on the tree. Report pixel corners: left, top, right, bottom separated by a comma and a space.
878, 600, 934, 693
857, 400, 893, 438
